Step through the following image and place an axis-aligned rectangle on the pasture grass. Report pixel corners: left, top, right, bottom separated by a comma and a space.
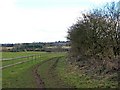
2, 52, 65, 88
2, 58, 29, 66
2, 51, 45, 59
2, 52, 46, 66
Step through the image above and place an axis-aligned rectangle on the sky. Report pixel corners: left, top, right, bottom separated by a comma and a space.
0, 0, 118, 43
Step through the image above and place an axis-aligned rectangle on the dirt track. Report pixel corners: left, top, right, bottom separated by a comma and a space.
32, 58, 56, 88
33, 57, 70, 88
33, 64, 45, 88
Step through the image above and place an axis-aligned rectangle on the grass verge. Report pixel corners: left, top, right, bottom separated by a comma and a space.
56, 57, 118, 88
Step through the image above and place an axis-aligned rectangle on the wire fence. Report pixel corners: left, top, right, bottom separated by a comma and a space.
0, 54, 41, 69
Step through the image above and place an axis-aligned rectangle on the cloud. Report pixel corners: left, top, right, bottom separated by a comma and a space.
1, 0, 117, 43
0, 0, 16, 9
0, 3, 85, 43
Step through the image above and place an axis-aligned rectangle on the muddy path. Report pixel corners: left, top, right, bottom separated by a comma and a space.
33, 57, 70, 88
32, 58, 53, 88
33, 64, 45, 88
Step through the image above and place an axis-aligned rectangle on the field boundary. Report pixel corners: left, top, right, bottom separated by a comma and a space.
1, 60, 31, 69
1, 54, 41, 69
1, 54, 40, 61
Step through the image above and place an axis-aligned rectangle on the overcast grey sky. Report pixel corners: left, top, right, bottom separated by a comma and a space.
0, 0, 117, 43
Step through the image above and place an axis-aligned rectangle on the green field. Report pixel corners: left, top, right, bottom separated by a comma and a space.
2, 52, 45, 67
2, 52, 44, 59
2, 51, 118, 88
2, 52, 65, 88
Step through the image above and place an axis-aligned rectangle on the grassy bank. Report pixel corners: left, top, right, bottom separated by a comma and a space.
56, 57, 118, 88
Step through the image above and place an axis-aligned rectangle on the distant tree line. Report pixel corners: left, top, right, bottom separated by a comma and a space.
2, 41, 70, 52
2, 44, 14, 47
